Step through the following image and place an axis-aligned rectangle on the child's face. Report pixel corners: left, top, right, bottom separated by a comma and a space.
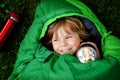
52, 27, 83, 55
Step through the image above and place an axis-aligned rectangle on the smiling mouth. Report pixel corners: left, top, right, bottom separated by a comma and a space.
60, 47, 72, 53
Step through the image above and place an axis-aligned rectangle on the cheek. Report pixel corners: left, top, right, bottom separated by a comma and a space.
71, 38, 82, 46
52, 42, 58, 51
73, 41, 80, 50
71, 38, 82, 52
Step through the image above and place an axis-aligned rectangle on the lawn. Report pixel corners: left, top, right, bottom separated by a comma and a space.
0, 0, 120, 79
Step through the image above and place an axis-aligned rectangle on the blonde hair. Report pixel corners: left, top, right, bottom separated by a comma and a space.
47, 17, 89, 46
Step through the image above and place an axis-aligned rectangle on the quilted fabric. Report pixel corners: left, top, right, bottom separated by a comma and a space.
8, 0, 120, 80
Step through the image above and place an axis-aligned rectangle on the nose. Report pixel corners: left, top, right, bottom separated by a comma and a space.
61, 39, 67, 47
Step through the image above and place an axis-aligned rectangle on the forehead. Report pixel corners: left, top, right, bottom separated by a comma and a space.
53, 26, 78, 39
58, 23, 77, 33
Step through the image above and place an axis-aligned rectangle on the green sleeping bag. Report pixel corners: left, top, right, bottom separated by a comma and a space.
8, 0, 120, 80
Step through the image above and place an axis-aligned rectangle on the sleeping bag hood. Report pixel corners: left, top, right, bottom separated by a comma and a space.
8, 0, 120, 80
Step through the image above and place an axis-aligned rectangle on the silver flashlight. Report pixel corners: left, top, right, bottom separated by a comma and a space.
76, 44, 99, 63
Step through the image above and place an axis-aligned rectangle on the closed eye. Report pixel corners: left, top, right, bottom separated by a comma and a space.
66, 36, 73, 39
53, 39, 58, 41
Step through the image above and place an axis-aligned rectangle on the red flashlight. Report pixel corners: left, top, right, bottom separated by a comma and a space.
0, 12, 20, 48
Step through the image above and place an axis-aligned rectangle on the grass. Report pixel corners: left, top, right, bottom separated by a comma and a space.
0, 0, 120, 79
0, 0, 39, 79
